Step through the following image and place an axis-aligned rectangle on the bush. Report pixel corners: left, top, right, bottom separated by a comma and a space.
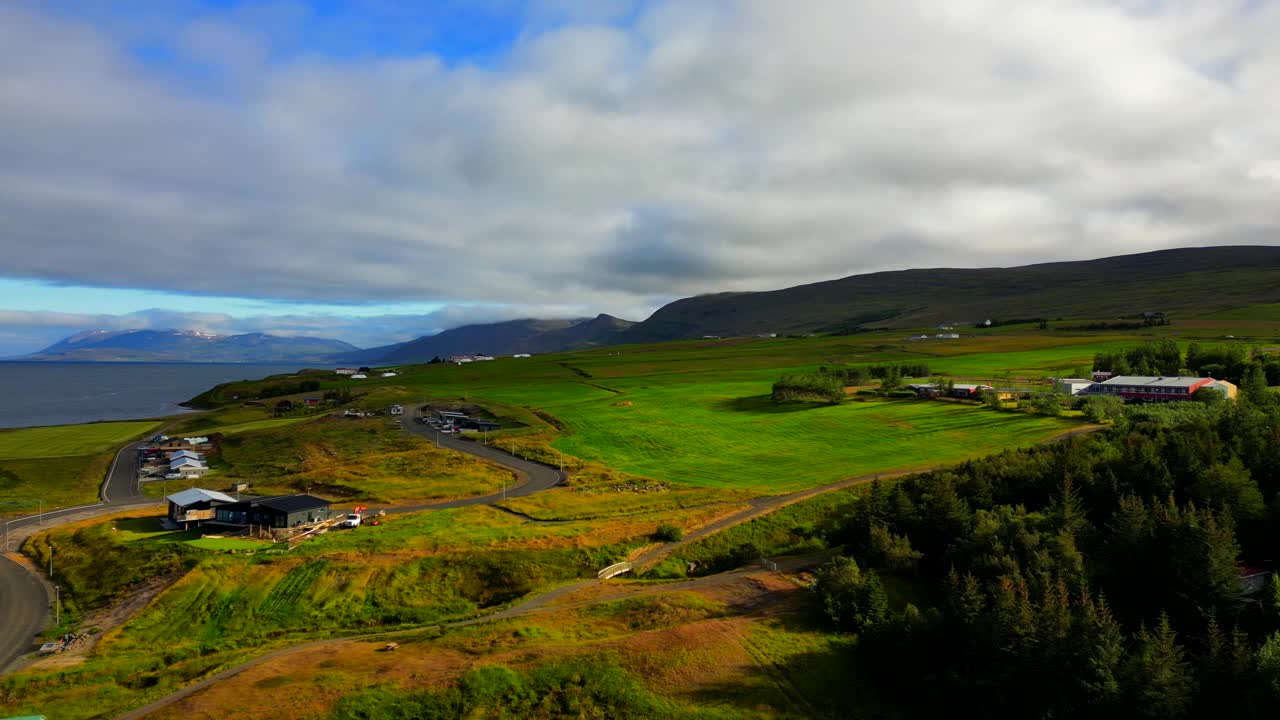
772, 373, 844, 403
1081, 395, 1125, 423
815, 555, 888, 634
653, 523, 684, 542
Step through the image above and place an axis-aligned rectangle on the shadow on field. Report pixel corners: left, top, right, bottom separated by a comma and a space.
717, 395, 834, 414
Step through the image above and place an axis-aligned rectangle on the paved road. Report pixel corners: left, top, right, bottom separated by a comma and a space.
0, 440, 159, 674
0, 555, 49, 676
395, 410, 565, 510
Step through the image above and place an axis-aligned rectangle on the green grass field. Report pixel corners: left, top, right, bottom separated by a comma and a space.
0, 421, 160, 459
550, 391, 1074, 491
0, 421, 160, 516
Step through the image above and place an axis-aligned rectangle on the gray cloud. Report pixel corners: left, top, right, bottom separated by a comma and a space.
1, 0, 1280, 321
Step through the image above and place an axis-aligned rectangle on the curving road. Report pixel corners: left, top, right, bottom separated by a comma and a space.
0, 440, 159, 674
0, 555, 48, 676
395, 410, 565, 510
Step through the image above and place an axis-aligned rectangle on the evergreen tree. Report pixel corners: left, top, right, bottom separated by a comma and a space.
1123, 614, 1196, 718
1241, 365, 1272, 408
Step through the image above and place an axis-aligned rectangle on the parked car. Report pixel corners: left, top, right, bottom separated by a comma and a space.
342, 513, 362, 528
164, 473, 182, 480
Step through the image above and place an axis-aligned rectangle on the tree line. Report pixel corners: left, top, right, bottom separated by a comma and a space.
808, 382, 1280, 717
772, 363, 933, 403
1095, 340, 1280, 385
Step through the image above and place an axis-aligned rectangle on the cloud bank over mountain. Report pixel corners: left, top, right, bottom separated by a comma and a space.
2, 1, 1279, 353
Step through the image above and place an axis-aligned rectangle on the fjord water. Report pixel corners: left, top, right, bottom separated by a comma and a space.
0, 362, 319, 429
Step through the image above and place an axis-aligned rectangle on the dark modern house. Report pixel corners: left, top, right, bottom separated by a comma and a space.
213, 494, 332, 528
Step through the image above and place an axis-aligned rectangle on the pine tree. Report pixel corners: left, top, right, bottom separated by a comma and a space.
1257, 632, 1280, 702
1241, 365, 1271, 405
1124, 614, 1196, 718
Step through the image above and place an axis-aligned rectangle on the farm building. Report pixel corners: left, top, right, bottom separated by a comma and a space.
213, 494, 332, 529
907, 383, 993, 399
1054, 378, 1095, 395
168, 449, 202, 462
1088, 376, 1213, 401
513, 353, 532, 358
1240, 565, 1273, 595
166, 488, 236, 528
334, 368, 357, 375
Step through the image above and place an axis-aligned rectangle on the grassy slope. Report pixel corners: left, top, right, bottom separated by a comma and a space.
624, 246, 1280, 339
0, 421, 159, 516
212, 417, 514, 505
0, 421, 160, 459
0, 453, 114, 516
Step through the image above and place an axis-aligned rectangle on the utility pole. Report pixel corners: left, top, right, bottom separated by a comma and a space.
54, 585, 60, 627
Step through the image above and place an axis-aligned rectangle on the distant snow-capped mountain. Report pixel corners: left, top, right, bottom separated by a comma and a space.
25, 329, 359, 363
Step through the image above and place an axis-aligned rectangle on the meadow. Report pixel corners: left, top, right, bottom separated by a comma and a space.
0, 421, 159, 459
0, 420, 160, 516
211, 417, 515, 505
7, 326, 1275, 718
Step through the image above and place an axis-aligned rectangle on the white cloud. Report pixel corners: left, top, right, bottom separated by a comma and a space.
0, 0, 1278, 323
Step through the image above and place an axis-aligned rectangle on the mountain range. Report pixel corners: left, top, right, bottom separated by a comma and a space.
621, 245, 1280, 341
334, 314, 636, 364
22, 330, 359, 363
21, 247, 1280, 363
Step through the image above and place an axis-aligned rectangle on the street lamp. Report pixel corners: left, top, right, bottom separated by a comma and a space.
48, 543, 54, 579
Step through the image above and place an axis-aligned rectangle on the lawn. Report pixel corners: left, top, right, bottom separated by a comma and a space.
0, 420, 160, 459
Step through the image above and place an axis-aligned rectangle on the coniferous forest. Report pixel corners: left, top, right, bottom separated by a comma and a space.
814, 382, 1280, 718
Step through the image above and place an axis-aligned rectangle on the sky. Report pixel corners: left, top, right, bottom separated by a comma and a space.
2, 0, 1280, 356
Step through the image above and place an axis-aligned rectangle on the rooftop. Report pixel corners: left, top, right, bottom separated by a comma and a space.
166, 488, 235, 506
1100, 376, 1206, 388
258, 494, 332, 514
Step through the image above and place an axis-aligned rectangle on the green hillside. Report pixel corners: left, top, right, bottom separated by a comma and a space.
625, 246, 1280, 341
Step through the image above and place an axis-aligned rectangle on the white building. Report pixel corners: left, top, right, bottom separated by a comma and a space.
381, 372, 397, 377
935, 333, 960, 340
350, 373, 367, 379
335, 368, 357, 375
513, 353, 532, 358
1054, 378, 1095, 395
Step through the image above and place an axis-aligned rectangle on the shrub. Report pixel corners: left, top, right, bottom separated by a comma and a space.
772, 373, 844, 403
1081, 395, 1125, 423
652, 523, 684, 542
815, 555, 888, 634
